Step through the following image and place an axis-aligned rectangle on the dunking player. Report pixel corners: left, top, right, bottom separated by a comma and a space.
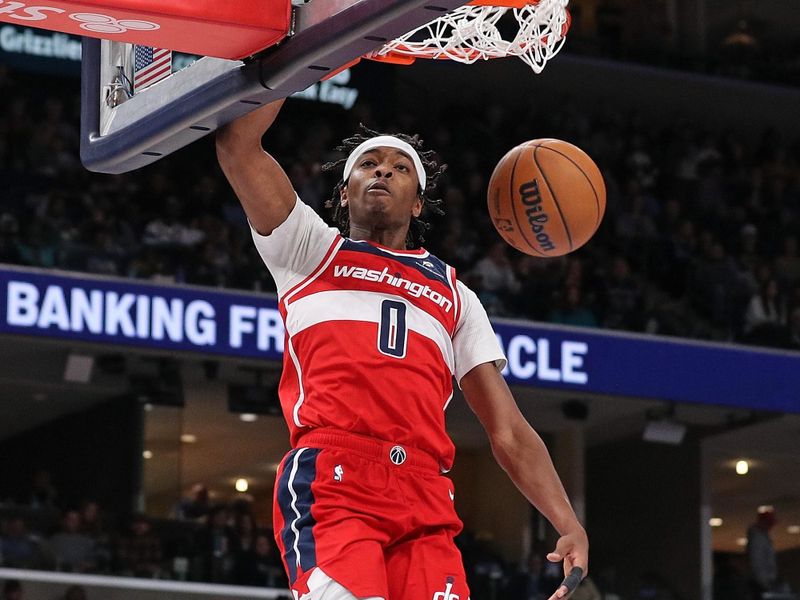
216, 99, 588, 600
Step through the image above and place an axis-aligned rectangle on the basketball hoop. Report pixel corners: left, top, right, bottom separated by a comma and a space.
368, 0, 570, 73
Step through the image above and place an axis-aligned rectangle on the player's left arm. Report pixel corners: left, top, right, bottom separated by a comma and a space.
460, 362, 588, 600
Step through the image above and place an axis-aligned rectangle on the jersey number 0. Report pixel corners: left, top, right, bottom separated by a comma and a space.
378, 300, 408, 358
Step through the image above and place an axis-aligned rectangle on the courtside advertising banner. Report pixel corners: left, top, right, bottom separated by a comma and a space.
492, 321, 800, 414
1, 266, 798, 413
0, 266, 285, 360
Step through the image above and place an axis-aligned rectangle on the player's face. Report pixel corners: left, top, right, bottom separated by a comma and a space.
341, 147, 423, 232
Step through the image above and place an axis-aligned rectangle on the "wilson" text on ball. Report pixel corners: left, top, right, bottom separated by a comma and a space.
520, 179, 556, 252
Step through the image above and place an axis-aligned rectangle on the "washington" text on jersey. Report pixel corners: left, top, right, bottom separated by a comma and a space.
332, 265, 453, 312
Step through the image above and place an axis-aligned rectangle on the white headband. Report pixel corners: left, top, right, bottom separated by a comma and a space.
342, 135, 427, 191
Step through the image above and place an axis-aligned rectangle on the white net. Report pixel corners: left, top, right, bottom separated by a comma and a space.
373, 0, 570, 73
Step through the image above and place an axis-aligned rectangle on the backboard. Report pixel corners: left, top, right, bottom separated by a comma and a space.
79, 0, 476, 174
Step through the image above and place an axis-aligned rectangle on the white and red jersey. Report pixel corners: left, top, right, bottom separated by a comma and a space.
252, 198, 506, 469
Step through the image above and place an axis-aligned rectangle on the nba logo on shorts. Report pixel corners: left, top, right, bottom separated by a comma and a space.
433, 577, 459, 600
389, 445, 406, 465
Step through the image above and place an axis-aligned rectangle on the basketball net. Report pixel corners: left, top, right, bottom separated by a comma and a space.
369, 0, 570, 73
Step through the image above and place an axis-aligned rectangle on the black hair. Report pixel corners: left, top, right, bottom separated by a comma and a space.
322, 124, 446, 249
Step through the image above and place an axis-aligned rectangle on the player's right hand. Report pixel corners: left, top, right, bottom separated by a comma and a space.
545, 529, 588, 600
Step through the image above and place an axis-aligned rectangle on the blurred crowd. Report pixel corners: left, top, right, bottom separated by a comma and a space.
1, 65, 799, 353
0, 486, 289, 594
566, 0, 800, 86
0, 485, 617, 599
0, 477, 590, 598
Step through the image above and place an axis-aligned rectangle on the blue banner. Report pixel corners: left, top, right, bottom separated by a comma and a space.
0, 267, 283, 360
1, 266, 798, 413
492, 321, 800, 414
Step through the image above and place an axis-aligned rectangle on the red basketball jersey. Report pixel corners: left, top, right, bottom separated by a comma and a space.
252, 199, 505, 470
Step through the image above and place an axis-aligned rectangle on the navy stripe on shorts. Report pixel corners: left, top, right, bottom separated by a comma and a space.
277, 447, 320, 583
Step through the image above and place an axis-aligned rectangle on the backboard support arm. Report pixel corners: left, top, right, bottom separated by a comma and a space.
80, 0, 470, 174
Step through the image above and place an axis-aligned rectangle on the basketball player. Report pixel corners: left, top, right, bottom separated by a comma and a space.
216, 98, 588, 600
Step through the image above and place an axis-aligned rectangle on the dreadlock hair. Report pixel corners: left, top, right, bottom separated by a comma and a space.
322, 124, 447, 249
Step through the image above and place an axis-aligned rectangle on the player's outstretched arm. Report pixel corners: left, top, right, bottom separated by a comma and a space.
461, 362, 589, 600
216, 99, 296, 235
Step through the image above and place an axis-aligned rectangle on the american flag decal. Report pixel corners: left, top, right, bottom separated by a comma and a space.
134, 46, 172, 93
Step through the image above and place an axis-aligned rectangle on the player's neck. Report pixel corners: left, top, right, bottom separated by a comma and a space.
349, 224, 409, 251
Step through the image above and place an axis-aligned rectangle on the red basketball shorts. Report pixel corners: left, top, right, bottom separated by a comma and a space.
273, 428, 470, 600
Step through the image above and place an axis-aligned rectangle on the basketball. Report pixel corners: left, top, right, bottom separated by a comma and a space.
487, 139, 606, 257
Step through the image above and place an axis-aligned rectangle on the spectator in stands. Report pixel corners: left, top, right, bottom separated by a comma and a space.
80, 501, 106, 540
600, 256, 644, 330
614, 180, 659, 252
743, 278, 786, 342
83, 227, 129, 276
193, 505, 236, 583
661, 218, 697, 296
689, 237, 744, 339
468, 240, 521, 315
114, 514, 163, 578
232, 511, 257, 555
512, 255, 563, 320
0, 213, 22, 265
736, 224, 761, 283
16, 222, 58, 269
775, 234, 800, 289
186, 240, 231, 287
232, 531, 287, 588
746, 509, 778, 599
3, 97, 33, 172
0, 517, 44, 569
127, 247, 175, 284
625, 134, 658, 190
29, 469, 58, 510
48, 510, 96, 573
142, 196, 204, 249
175, 484, 211, 522
549, 284, 599, 328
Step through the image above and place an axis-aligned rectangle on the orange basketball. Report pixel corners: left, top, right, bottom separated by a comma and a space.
487, 139, 606, 257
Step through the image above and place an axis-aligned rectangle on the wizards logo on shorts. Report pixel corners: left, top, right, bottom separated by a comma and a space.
433, 577, 459, 600
389, 445, 407, 465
